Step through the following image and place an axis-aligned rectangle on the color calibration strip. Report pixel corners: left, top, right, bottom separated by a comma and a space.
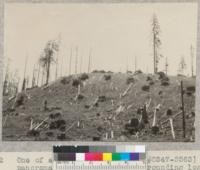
53, 145, 145, 161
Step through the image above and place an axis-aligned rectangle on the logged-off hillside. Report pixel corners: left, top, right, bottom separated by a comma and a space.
2, 72, 195, 142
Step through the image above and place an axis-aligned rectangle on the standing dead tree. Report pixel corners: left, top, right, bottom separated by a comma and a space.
75, 46, 78, 74
165, 56, 169, 75
88, 49, 92, 73
55, 34, 61, 80
178, 56, 187, 75
126, 56, 129, 72
39, 40, 59, 85
4, 69, 20, 97
21, 55, 28, 91
36, 63, 41, 86
152, 14, 162, 74
79, 54, 83, 74
3, 59, 10, 96
31, 64, 36, 88
190, 45, 194, 77
181, 81, 186, 138
60, 53, 63, 77
69, 46, 72, 75
134, 56, 137, 72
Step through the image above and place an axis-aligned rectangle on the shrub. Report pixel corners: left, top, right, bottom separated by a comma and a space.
141, 85, 150, 92
77, 94, 85, 100
60, 76, 71, 85
92, 70, 99, 73
98, 96, 106, 102
127, 70, 132, 74
92, 70, 106, 73
157, 71, 166, 80
99, 70, 106, 73
27, 129, 40, 137
49, 119, 66, 129
191, 112, 195, 117
137, 107, 142, 115
177, 74, 186, 77
134, 70, 143, 74
107, 71, 113, 74
151, 126, 159, 134
186, 91, 192, 96
79, 73, 89, 81
72, 79, 81, 87
104, 74, 111, 81
125, 118, 139, 134
96, 113, 101, 117
162, 77, 169, 81
15, 93, 25, 108
146, 76, 152, 81
85, 105, 90, 109
186, 86, 195, 92
149, 80, 154, 86
57, 133, 66, 140
93, 136, 101, 141
126, 77, 135, 84
94, 102, 99, 107
161, 81, 170, 86
166, 108, 173, 116
130, 118, 139, 127
49, 112, 62, 119
59, 125, 66, 132
46, 131, 54, 137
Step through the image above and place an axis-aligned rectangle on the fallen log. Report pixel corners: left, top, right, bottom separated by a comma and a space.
65, 121, 77, 133
161, 111, 182, 125
8, 95, 16, 102
34, 117, 49, 130
121, 83, 133, 97
90, 97, 99, 109
127, 104, 132, 110
115, 105, 125, 116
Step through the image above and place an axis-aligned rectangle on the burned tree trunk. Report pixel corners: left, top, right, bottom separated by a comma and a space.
88, 49, 92, 73
69, 47, 72, 75
181, 81, 186, 138
36, 64, 41, 86
75, 46, 78, 74
22, 55, 28, 91
46, 55, 51, 85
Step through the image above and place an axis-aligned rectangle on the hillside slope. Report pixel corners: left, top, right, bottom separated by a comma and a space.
2, 72, 195, 142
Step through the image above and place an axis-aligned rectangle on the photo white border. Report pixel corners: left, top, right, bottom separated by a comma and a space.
0, 0, 199, 151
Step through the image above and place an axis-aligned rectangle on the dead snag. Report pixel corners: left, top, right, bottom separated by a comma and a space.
43, 99, 48, 111
169, 118, 175, 140
151, 104, 161, 134
181, 81, 186, 138
121, 83, 133, 97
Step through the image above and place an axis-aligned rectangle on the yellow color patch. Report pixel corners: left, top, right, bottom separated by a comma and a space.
103, 153, 112, 161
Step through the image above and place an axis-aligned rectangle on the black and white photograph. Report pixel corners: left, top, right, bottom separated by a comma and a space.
2, 3, 197, 142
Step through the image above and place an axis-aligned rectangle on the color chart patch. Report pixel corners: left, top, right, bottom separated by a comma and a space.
53, 145, 145, 161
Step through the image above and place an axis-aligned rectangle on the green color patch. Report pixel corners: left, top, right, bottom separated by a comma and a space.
112, 153, 121, 161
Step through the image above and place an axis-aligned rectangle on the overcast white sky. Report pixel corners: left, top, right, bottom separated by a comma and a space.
4, 3, 198, 83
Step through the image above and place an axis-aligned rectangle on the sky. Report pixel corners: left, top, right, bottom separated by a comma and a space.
4, 3, 198, 84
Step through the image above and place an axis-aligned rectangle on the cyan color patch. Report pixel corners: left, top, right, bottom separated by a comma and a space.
120, 153, 130, 161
